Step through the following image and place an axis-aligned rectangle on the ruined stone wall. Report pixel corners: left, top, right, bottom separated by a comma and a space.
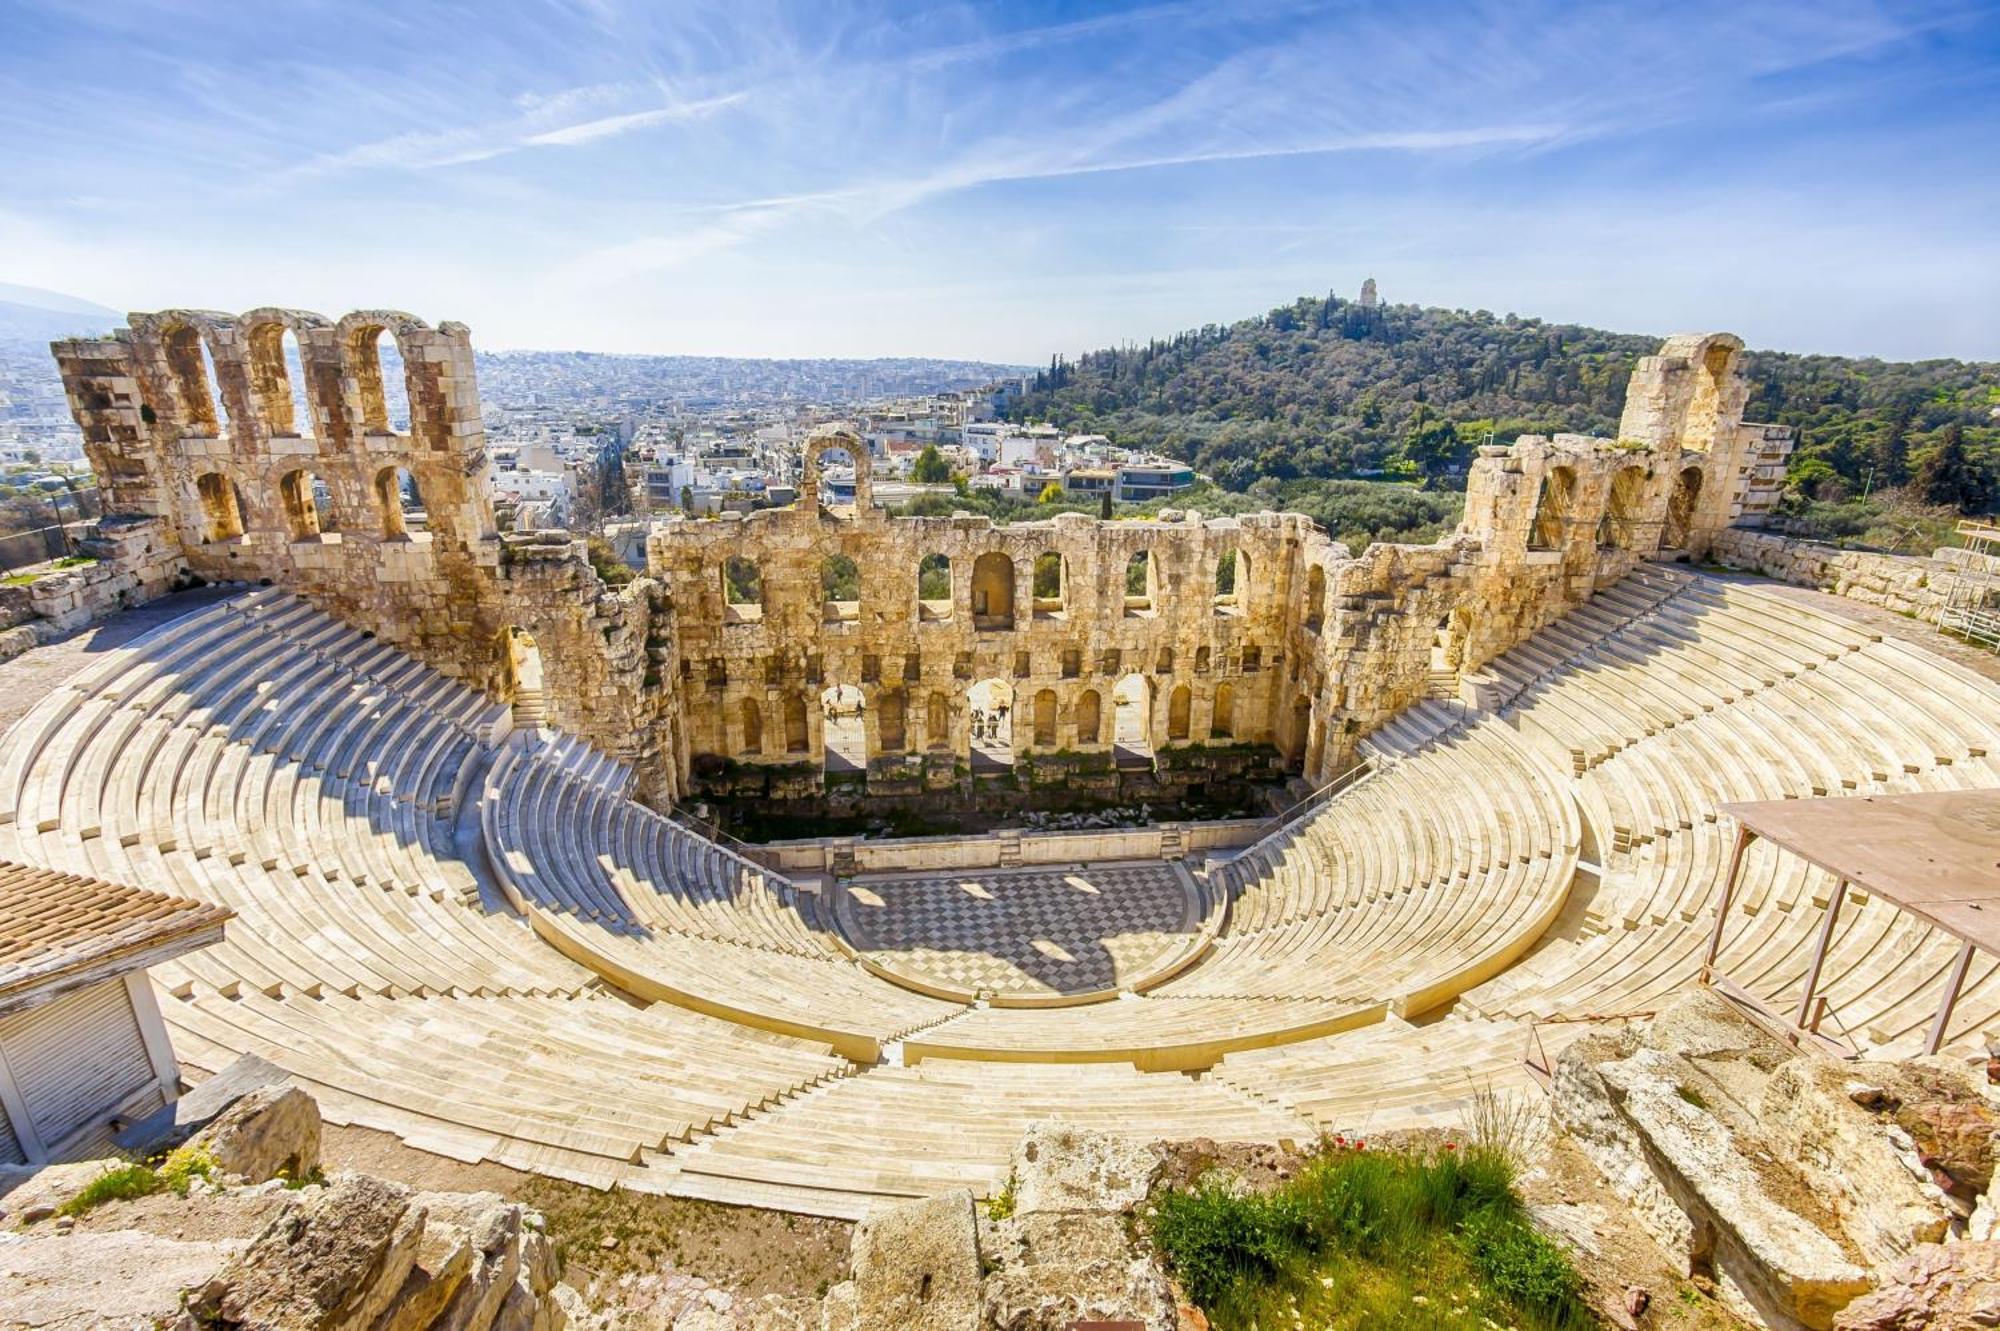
50, 313, 1786, 812
1708, 527, 2000, 623
650, 435, 1310, 799
50, 309, 679, 789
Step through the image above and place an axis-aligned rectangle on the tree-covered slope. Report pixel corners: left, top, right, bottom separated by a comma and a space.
1012, 294, 1999, 511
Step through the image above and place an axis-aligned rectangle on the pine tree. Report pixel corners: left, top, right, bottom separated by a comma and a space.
1912, 424, 1986, 511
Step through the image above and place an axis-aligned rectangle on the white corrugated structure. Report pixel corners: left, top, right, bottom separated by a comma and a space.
0, 863, 229, 1163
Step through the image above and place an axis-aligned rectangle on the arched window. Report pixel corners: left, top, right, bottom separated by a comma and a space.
1167, 684, 1191, 741
1600, 465, 1647, 549
1530, 465, 1576, 552
1032, 552, 1065, 615
823, 554, 860, 622
1290, 695, 1313, 774
723, 557, 763, 619
971, 552, 1015, 629
278, 469, 323, 541
1124, 550, 1154, 614
878, 691, 907, 752
1033, 688, 1058, 747
927, 691, 950, 750
1112, 675, 1152, 764
1214, 548, 1250, 609
248, 324, 314, 438
918, 553, 951, 620
969, 678, 1013, 772
160, 322, 222, 435
1304, 565, 1326, 633
1212, 683, 1234, 738
195, 472, 244, 542
1156, 646, 1173, 674
375, 466, 423, 539
1074, 688, 1102, 745
1663, 466, 1702, 550
784, 695, 810, 753
349, 326, 411, 434
740, 698, 764, 756
1195, 645, 1211, 673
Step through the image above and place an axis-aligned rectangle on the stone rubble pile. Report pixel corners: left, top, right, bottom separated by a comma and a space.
1554, 988, 2000, 1330
0, 1085, 584, 1331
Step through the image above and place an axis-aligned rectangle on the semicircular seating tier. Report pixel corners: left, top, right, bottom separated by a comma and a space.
2, 568, 1997, 1218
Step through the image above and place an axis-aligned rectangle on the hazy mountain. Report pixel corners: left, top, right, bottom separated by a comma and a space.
0, 284, 122, 342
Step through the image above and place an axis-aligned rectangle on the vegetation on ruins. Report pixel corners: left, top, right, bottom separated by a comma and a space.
55, 1143, 219, 1217
1151, 1134, 1587, 1331
894, 477, 1460, 550
1010, 292, 2000, 522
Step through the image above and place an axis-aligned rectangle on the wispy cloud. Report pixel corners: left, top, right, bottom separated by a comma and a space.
292, 85, 745, 178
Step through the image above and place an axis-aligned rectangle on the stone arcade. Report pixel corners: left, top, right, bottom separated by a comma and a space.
50, 312, 1787, 815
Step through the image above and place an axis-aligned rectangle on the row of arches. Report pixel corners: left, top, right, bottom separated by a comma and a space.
194, 466, 425, 544
1528, 463, 1703, 554
729, 677, 1244, 771
153, 317, 413, 442
717, 546, 1260, 627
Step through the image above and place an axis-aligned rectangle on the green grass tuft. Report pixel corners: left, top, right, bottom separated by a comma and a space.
57, 1162, 162, 1216
1150, 1136, 1592, 1330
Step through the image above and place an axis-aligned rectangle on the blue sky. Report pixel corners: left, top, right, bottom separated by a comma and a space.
2, 1, 1997, 362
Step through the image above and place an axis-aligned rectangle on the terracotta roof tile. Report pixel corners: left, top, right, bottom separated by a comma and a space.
0, 862, 230, 1001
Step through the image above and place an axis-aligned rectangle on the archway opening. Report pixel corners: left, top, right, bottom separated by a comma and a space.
1212, 682, 1234, 739
1074, 688, 1102, 746
278, 468, 324, 541
1601, 465, 1646, 550
739, 697, 765, 756
968, 678, 1014, 774
376, 330, 411, 433
1530, 465, 1576, 552
822, 553, 860, 622
1304, 565, 1326, 633
1663, 466, 1702, 550
1290, 695, 1313, 775
783, 694, 809, 754
1031, 688, 1058, 748
160, 323, 222, 435
503, 628, 546, 728
1032, 551, 1065, 617
1167, 683, 1191, 742
195, 472, 244, 542
1124, 550, 1155, 615
820, 684, 866, 778
971, 552, 1015, 630
1112, 674, 1153, 770
723, 556, 763, 621
1214, 548, 1249, 612
926, 691, 950, 751
918, 553, 951, 621
375, 466, 424, 539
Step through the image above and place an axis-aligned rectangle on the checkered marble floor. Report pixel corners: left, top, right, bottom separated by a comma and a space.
835, 863, 1200, 999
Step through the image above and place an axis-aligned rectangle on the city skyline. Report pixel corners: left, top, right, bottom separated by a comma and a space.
3, 0, 1998, 364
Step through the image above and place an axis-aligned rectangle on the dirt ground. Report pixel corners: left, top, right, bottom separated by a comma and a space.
320, 1124, 854, 1303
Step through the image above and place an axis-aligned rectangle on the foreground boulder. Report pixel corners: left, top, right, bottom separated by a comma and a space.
179, 1173, 429, 1330
846, 1189, 983, 1330
184, 1083, 323, 1185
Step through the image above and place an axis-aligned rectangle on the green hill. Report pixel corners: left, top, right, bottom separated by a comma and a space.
1012, 294, 2000, 519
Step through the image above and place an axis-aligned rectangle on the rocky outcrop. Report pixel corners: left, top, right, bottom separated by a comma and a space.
0, 1158, 579, 1331
180, 1173, 428, 1330
183, 1084, 322, 1185
1555, 989, 2000, 1330
846, 1189, 983, 1331
1832, 1241, 2000, 1330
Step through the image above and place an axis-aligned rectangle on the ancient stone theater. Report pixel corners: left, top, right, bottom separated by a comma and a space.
1, 305, 1995, 1221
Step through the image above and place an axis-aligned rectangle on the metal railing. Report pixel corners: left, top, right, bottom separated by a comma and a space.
663, 804, 785, 871
1246, 755, 1379, 845
1938, 605, 2000, 652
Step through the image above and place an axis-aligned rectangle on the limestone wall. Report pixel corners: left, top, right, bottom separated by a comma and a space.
49, 311, 1791, 809
1708, 528, 2000, 623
